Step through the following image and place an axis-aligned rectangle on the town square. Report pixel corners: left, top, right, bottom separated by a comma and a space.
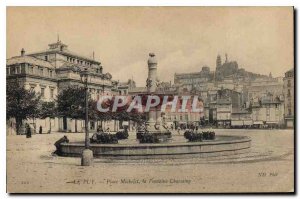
7, 129, 294, 193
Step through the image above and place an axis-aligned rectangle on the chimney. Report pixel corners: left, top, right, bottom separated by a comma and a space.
21, 48, 25, 57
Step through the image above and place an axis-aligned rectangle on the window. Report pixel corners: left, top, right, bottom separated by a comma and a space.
90, 121, 95, 130
30, 66, 33, 74
39, 68, 43, 76
21, 64, 26, 73
275, 109, 279, 117
41, 87, 45, 98
10, 67, 15, 74
287, 100, 292, 107
6, 68, 9, 75
288, 109, 292, 116
287, 80, 291, 87
287, 89, 291, 97
49, 70, 53, 77
15, 66, 20, 74
50, 88, 54, 99
45, 56, 48, 61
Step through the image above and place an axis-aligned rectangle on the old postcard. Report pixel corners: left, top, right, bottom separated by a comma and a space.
6, 6, 294, 193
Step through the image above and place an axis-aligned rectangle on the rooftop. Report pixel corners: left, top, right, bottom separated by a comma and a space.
28, 40, 101, 65
129, 87, 147, 93
217, 98, 231, 105
232, 108, 250, 114
6, 55, 54, 68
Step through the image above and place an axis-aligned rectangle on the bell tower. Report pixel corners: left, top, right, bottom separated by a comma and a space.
216, 54, 222, 68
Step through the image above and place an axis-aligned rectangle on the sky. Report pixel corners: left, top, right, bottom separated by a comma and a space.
7, 7, 293, 86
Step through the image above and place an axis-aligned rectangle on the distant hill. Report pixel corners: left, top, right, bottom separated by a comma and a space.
215, 61, 268, 81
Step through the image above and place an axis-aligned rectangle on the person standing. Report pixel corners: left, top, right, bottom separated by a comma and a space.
39, 125, 42, 134
195, 126, 198, 133
26, 124, 32, 138
177, 126, 181, 135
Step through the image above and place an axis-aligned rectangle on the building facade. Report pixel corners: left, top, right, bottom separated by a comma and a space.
250, 94, 285, 128
172, 54, 288, 128
283, 68, 294, 128
246, 77, 284, 102
7, 40, 121, 134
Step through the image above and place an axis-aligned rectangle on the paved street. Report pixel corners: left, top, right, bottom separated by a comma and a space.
7, 129, 294, 193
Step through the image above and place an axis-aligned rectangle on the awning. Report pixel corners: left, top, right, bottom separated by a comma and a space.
266, 121, 278, 124
122, 121, 129, 126
243, 120, 253, 125
253, 121, 263, 125
231, 120, 243, 126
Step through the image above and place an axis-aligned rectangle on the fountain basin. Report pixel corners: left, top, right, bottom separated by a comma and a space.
136, 131, 172, 140
58, 135, 251, 159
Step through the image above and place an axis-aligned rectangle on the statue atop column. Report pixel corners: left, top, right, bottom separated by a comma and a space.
147, 53, 158, 93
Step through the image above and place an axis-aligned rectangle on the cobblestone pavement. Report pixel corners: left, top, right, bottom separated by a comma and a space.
7, 129, 294, 193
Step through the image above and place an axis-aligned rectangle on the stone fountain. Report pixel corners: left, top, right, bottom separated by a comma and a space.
136, 53, 171, 141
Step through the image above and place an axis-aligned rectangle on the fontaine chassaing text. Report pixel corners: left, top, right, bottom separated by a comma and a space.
105, 178, 192, 185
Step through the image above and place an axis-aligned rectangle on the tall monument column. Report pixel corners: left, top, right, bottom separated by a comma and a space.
147, 53, 157, 93
146, 53, 158, 130
136, 52, 171, 140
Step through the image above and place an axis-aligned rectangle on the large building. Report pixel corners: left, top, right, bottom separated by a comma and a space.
250, 94, 285, 128
246, 77, 284, 102
283, 68, 294, 128
174, 66, 214, 87
6, 39, 121, 134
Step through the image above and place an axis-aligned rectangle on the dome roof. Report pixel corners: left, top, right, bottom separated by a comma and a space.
147, 53, 157, 64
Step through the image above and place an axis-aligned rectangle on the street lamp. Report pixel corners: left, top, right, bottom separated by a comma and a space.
80, 67, 93, 166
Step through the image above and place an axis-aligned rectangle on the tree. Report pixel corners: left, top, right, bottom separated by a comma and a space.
56, 86, 87, 132
39, 101, 57, 133
6, 79, 41, 135
106, 97, 146, 128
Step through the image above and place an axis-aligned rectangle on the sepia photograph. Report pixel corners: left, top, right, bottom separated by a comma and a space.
5, 6, 294, 193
